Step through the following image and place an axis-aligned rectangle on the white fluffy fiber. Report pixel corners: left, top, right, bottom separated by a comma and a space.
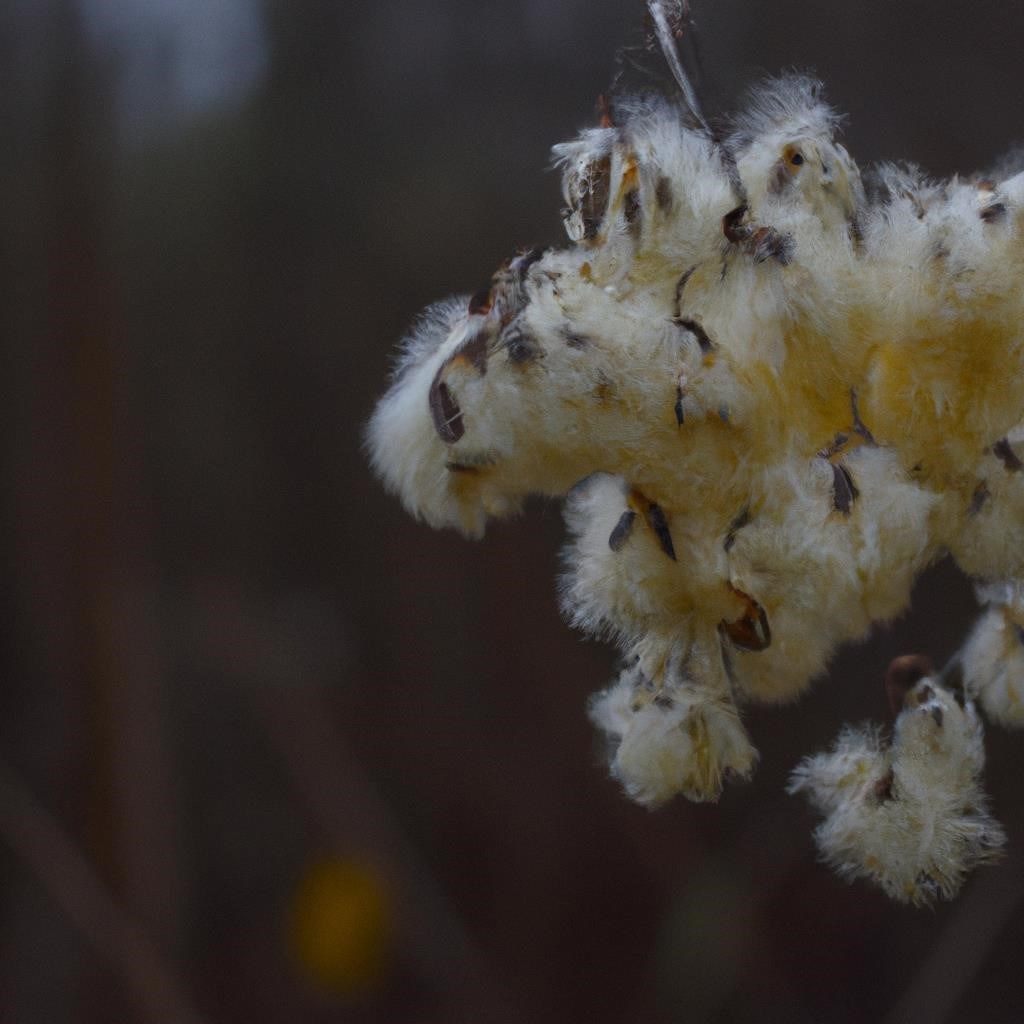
368, 70, 1024, 898
962, 600, 1024, 727
589, 658, 757, 807
790, 678, 1005, 906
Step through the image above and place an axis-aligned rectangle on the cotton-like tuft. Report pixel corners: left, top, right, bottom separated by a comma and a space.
369, 35, 1024, 901
790, 678, 1005, 906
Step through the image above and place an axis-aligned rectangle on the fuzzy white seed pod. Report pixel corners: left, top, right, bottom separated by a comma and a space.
369, 11, 1024, 901
590, 660, 757, 806
961, 604, 1024, 727
789, 677, 1005, 906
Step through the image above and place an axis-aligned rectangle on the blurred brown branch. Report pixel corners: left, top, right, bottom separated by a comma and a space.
0, 761, 206, 1024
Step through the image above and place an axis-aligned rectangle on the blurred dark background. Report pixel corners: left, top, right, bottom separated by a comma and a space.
3, 1, 1024, 1021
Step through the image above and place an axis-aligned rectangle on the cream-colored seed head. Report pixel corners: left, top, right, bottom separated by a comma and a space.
367, 72, 1022, 902
790, 678, 1004, 906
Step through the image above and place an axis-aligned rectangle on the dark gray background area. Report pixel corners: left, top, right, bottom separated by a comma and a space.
3, 1, 1024, 1021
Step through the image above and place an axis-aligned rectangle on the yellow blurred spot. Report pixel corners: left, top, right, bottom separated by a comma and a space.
289, 857, 392, 997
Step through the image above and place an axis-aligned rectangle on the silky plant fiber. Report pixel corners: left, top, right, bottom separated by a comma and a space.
367, 1, 1022, 906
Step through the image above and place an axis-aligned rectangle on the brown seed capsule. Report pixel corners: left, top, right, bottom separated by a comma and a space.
915, 684, 935, 705
724, 506, 750, 552
873, 769, 895, 803
831, 462, 858, 514
884, 654, 933, 717
510, 247, 545, 279
722, 204, 750, 243
980, 201, 1007, 223
608, 509, 637, 551
428, 373, 464, 444
993, 437, 1022, 472
722, 204, 793, 264
676, 317, 714, 353
783, 144, 805, 169
969, 481, 990, 516
644, 502, 677, 561
503, 325, 538, 365
719, 587, 771, 651
623, 189, 641, 230
580, 155, 612, 240
750, 226, 794, 265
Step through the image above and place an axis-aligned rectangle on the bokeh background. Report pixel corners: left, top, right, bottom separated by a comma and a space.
4, 1, 1024, 1021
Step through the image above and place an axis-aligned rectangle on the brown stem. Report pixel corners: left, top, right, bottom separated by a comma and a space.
0, 762, 205, 1024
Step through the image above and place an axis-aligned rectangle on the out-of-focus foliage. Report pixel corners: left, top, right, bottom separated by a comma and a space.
289, 857, 393, 996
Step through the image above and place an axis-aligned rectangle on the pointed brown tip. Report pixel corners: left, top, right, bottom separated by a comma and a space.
885, 654, 933, 717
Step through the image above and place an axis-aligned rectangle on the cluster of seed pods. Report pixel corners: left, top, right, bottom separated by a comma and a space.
368, 44, 1024, 902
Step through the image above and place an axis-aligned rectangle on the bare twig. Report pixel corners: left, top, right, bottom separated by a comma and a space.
646, 0, 709, 131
